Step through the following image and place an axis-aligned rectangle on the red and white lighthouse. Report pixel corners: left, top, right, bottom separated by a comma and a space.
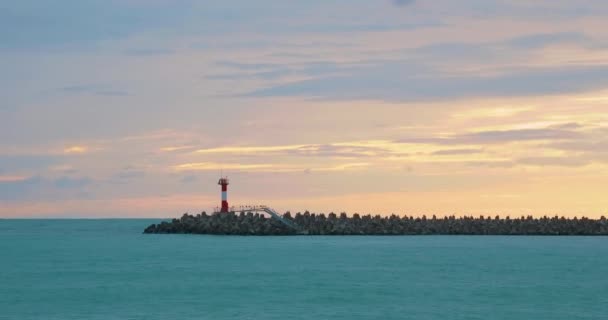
218, 177, 229, 213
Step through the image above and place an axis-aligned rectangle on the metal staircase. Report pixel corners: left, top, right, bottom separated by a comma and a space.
224, 205, 305, 233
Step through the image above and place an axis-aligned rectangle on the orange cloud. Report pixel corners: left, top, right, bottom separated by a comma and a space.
174, 162, 276, 172
0, 175, 29, 182
195, 144, 306, 154
63, 146, 88, 154
160, 145, 196, 152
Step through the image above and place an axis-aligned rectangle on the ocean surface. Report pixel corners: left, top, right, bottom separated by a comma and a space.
1, 219, 607, 320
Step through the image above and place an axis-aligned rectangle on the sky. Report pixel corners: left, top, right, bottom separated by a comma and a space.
1, 0, 608, 218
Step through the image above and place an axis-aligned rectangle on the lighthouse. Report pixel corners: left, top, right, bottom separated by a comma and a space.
218, 177, 229, 213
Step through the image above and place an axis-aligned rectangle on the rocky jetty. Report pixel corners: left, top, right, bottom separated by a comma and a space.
144, 212, 608, 236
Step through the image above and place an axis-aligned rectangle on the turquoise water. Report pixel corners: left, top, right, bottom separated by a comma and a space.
1, 220, 607, 320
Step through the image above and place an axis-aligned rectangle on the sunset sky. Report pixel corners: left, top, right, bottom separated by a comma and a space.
2, 0, 608, 218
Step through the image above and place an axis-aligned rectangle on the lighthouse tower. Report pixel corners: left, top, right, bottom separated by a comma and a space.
218, 177, 229, 213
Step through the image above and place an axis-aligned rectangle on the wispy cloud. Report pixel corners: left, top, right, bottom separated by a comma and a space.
54, 176, 93, 189
517, 156, 591, 167
0, 155, 58, 172
195, 145, 306, 155
160, 145, 197, 153
245, 64, 608, 102
455, 127, 582, 144
124, 48, 174, 56
0, 175, 29, 182
398, 124, 583, 145
64, 146, 89, 154
392, 0, 415, 6
112, 166, 146, 183
59, 85, 129, 97
431, 149, 484, 156
172, 161, 370, 173
0, 175, 92, 200
194, 143, 389, 158
174, 162, 276, 172
508, 32, 588, 49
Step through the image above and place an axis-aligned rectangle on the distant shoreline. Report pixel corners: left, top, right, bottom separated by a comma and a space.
144, 212, 608, 236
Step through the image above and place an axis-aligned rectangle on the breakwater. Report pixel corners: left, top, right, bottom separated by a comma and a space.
144, 212, 608, 235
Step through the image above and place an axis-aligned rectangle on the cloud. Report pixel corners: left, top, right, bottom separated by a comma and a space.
392, 0, 415, 6
464, 161, 515, 168
216, 61, 281, 71
112, 166, 146, 183
0, 175, 91, 200
208, 60, 363, 81
0, 0, 438, 51
546, 139, 608, 153
541, 128, 608, 164
54, 176, 92, 189
245, 64, 608, 102
64, 146, 88, 154
160, 145, 197, 153
59, 85, 129, 97
431, 149, 484, 156
124, 48, 174, 56
455, 127, 582, 144
550, 122, 584, 130
194, 142, 391, 158
94, 90, 130, 97
0, 155, 58, 171
517, 156, 590, 167
174, 162, 276, 172
412, 42, 496, 62
0, 175, 29, 182
0, 0, 196, 50
172, 161, 371, 173
508, 32, 588, 49
0, 176, 43, 200
398, 126, 582, 145
288, 144, 389, 158
195, 144, 306, 155
180, 175, 198, 184
212, 30, 600, 89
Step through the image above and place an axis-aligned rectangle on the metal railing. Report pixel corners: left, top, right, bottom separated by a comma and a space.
214, 205, 301, 231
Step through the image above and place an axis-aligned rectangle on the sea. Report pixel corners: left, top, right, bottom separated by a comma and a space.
1, 219, 607, 320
